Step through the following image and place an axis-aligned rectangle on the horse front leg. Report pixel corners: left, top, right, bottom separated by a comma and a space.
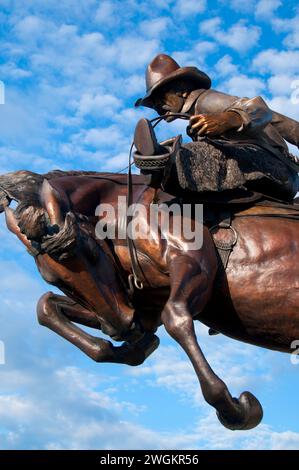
162, 246, 263, 430
5, 201, 144, 346
57, 292, 160, 366
37, 292, 159, 366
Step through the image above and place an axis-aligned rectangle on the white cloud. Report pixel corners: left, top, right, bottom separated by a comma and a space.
253, 49, 299, 75
0, 146, 53, 174
200, 18, 261, 53
267, 74, 296, 97
113, 36, 159, 71
272, 13, 299, 49
140, 17, 170, 38
0, 362, 200, 449
114, 107, 146, 126
222, 74, 265, 97
4, 0, 100, 25
10, 16, 158, 82
192, 412, 299, 450
128, 345, 200, 405
76, 92, 122, 118
0, 395, 36, 421
102, 152, 130, 171
0, 62, 32, 80
151, 0, 172, 8
255, 0, 282, 19
221, 0, 256, 13
95, 1, 117, 26
174, 0, 206, 17
122, 74, 145, 96
172, 41, 217, 71
80, 125, 126, 148
0, 88, 50, 151
13, 15, 49, 41
214, 55, 239, 78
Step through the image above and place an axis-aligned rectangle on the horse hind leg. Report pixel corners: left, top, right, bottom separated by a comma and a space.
37, 292, 159, 366
162, 248, 263, 431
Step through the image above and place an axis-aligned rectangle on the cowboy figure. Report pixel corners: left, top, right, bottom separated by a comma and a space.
133, 54, 299, 202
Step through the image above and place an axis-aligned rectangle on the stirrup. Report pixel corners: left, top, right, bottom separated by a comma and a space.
134, 118, 182, 171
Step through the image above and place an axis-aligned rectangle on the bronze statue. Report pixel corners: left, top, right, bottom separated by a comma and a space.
1, 166, 299, 431
134, 54, 299, 202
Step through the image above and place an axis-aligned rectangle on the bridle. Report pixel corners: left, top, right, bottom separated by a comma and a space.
126, 112, 190, 294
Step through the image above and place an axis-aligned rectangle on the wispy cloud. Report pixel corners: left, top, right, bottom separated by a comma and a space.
200, 18, 261, 53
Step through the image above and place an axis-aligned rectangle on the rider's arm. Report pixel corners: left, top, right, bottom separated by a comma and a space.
225, 96, 273, 133
271, 110, 299, 148
195, 90, 273, 133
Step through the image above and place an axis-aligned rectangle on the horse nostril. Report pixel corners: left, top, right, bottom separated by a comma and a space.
47, 224, 60, 236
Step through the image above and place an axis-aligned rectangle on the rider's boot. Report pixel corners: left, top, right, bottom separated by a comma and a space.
134, 118, 166, 156
133, 118, 182, 190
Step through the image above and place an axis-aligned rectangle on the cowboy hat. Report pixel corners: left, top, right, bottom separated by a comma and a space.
135, 53, 211, 108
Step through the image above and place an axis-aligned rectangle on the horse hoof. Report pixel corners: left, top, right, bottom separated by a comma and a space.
138, 333, 160, 360
216, 391, 263, 431
119, 334, 160, 366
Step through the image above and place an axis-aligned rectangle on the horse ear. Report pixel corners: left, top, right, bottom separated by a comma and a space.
135, 98, 143, 107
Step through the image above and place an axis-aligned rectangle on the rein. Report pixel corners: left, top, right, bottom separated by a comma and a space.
126, 112, 190, 294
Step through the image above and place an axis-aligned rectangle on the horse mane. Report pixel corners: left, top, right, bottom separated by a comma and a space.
43, 169, 144, 185
0, 169, 144, 211
44, 169, 112, 178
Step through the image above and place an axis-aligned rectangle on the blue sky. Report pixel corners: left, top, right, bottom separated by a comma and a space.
0, 0, 299, 450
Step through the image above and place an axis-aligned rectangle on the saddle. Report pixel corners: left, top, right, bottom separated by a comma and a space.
151, 181, 299, 271
205, 194, 299, 271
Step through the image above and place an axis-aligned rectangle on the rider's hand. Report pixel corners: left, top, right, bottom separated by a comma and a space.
189, 111, 243, 138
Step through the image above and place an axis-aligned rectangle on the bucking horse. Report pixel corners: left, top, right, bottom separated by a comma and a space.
0, 168, 299, 431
